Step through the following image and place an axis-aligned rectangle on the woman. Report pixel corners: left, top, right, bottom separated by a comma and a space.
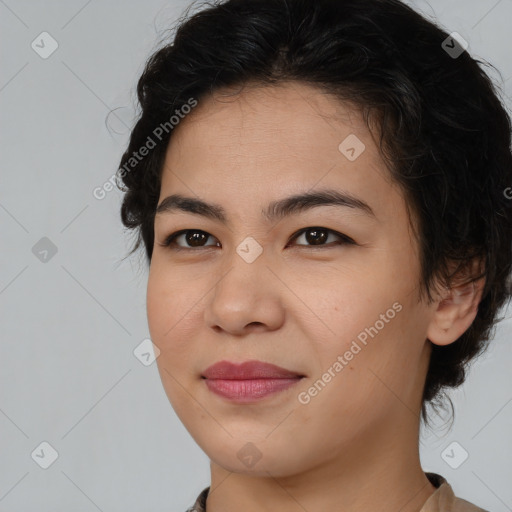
116, 0, 512, 510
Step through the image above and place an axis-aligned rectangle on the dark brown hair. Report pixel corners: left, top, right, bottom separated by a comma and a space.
116, 0, 512, 424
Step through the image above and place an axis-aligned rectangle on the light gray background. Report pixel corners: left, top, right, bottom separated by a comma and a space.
1, 0, 511, 511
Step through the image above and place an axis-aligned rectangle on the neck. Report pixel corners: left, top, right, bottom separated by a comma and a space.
205, 409, 436, 512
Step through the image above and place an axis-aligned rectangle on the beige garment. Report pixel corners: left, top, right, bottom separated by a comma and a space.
420, 473, 489, 512
186, 472, 489, 512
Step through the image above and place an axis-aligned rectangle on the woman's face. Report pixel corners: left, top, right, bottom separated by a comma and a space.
147, 81, 436, 477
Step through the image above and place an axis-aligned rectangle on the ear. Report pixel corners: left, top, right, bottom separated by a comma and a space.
426, 260, 485, 346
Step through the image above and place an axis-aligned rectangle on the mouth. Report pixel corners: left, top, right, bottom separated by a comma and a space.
201, 359, 305, 380
203, 377, 303, 402
201, 360, 306, 403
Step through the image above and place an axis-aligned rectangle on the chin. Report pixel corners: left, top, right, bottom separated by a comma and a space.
199, 435, 313, 478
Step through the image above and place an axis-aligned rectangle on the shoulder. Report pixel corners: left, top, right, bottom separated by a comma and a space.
422, 473, 489, 512
186, 478, 490, 512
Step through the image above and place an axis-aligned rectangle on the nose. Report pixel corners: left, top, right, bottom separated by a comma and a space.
203, 253, 286, 336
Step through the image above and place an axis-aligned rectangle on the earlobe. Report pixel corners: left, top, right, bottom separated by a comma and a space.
426, 276, 485, 346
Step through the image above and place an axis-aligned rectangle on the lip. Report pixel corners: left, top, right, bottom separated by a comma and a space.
202, 360, 304, 380
201, 360, 305, 403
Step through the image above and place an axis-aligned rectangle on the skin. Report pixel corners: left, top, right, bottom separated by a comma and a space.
146, 81, 484, 512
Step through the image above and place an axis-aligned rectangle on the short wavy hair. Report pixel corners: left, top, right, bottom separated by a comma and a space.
116, 0, 512, 424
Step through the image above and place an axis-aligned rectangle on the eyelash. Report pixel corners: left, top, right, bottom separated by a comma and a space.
158, 227, 356, 251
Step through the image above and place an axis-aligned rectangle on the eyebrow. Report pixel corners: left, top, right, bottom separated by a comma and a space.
155, 188, 376, 224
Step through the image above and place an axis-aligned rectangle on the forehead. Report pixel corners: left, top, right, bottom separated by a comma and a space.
166, 81, 371, 163
159, 81, 403, 225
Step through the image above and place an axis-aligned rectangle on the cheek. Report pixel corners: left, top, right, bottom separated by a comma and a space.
146, 265, 200, 354
297, 270, 389, 343
146, 269, 170, 340
147, 272, 202, 404
299, 265, 418, 389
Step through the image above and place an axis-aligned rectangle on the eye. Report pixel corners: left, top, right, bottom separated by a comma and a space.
288, 227, 355, 247
158, 227, 356, 251
158, 229, 219, 250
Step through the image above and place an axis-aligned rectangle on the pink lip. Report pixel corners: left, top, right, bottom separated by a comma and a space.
202, 360, 304, 379
202, 360, 305, 402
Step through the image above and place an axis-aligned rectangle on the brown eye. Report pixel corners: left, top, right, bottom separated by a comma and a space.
289, 227, 355, 247
160, 229, 219, 249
